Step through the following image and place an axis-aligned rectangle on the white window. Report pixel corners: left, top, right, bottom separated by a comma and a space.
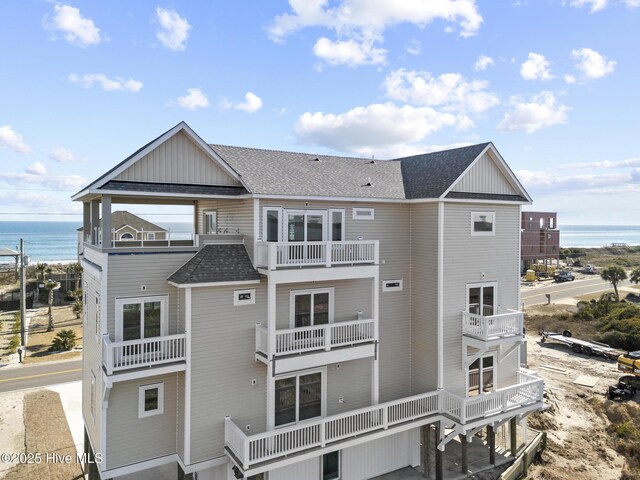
382, 279, 403, 292
203, 210, 217, 234
274, 369, 325, 427
146, 232, 155, 241
290, 288, 333, 328
329, 209, 345, 241
352, 207, 374, 220
467, 283, 497, 316
115, 296, 167, 342
95, 294, 100, 340
120, 232, 134, 240
263, 207, 282, 242
322, 451, 341, 480
90, 371, 96, 421
471, 211, 495, 236
138, 383, 164, 418
234, 288, 255, 306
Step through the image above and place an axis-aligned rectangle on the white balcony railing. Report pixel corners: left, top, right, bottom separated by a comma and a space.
256, 240, 378, 270
255, 319, 376, 357
102, 334, 187, 375
462, 310, 523, 341
225, 370, 543, 471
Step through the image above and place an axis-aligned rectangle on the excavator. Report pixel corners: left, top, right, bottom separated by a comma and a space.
617, 351, 640, 390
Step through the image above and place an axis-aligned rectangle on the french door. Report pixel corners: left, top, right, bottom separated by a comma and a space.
468, 353, 495, 395
116, 296, 167, 344
291, 289, 332, 328
467, 283, 496, 316
286, 210, 327, 262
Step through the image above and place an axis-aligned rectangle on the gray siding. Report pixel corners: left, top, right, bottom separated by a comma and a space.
190, 282, 268, 463
106, 373, 178, 469
442, 203, 521, 396
115, 131, 241, 186
409, 203, 439, 393
451, 151, 518, 195
196, 198, 254, 263
326, 358, 372, 416
106, 252, 193, 336
275, 279, 372, 329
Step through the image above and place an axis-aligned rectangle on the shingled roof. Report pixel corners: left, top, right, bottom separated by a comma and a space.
77, 211, 167, 232
168, 244, 261, 286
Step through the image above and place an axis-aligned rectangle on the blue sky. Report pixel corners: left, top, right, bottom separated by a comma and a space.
0, 0, 638, 225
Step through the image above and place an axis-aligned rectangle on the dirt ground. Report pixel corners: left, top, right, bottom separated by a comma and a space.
524, 303, 629, 480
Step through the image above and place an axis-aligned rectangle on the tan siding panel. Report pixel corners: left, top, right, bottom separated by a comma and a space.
326, 358, 372, 416
451, 152, 518, 195
115, 131, 240, 186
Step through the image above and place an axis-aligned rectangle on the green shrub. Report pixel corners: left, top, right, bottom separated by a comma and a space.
50, 329, 77, 352
7, 335, 20, 354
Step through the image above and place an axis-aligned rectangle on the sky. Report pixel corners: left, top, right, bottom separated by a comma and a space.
0, 0, 639, 225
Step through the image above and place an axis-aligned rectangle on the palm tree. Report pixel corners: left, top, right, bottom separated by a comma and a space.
35, 262, 48, 281
51, 329, 77, 351
600, 266, 627, 302
43, 280, 59, 331
66, 262, 83, 291
631, 267, 640, 286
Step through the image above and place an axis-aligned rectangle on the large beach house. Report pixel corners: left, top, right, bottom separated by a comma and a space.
72, 122, 544, 480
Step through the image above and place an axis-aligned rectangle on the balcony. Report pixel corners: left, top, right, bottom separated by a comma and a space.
256, 240, 378, 270
224, 370, 544, 475
255, 319, 376, 374
462, 311, 523, 342
102, 334, 187, 375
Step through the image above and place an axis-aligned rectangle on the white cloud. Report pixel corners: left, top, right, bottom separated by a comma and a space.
568, 0, 608, 12
0, 171, 87, 190
571, 48, 616, 79
175, 88, 209, 110
294, 102, 460, 154
383, 69, 500, 114
0, 125, 31, 154
68, 73, 143, 92
45, 4, 101, 47
49, 146, 75, 163
25, 162, 47, 176
267, 0, 482, 66
313, 36, 386, 66
560, 157, 640, 170
517, 169, 638, 193
474, 55, 494, 71
564, 74, 577, 84
156, 7, 191, 51
220, 92, 264, 113
406, 39, 421, 56
498, 91, 569, 133
520, 53, 553, 81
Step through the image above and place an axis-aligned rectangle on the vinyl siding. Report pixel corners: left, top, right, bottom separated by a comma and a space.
275, 279, 372, 329
442, 203, 521, 396
105, 252, 193, 336
106, 373, 178, 469
189, 281, 268, 463
450, 151, 518, 195
409, 203, 439, 393
326, 358, 372, 416
259, 200, 412, 402
115, 131, 241, 186
196, 198, 254, 263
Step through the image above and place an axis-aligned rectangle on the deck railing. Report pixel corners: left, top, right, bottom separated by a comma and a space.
102, 334, 187, 375
225, 369, 544, 470
256, 240, 378, 270
255, 319, 375, 357
462, 310, 523, 341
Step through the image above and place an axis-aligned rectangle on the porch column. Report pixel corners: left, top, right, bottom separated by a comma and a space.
510, 417, 518, 457
435, 422, 443, 480
459, 434, 468, 474
83, 202, 91, 242
266, 278, 277, 430
101, 196, 112, 248
488, 425, 496, 465
421, 424, 431, 478
90, 200, 100, 245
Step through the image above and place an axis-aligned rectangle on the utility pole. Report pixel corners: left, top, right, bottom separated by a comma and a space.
19, 239, 26, 347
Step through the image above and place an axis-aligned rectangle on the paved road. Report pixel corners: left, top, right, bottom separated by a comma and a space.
521, 276, 631, 307
0, 359, 82, 393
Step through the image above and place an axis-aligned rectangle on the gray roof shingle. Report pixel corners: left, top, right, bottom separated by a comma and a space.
101, 180, 248, 196
210, 144, 406, 199
396, 143, 491, 199
168, 244, 261, 285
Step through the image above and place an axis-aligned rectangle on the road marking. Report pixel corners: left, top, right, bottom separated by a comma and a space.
522, 281, 607, 298
0, 368, 82, 383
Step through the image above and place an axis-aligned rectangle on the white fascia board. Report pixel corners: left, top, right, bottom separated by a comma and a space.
73, 189, 252, 201
168, 279, 261, 289
252, 194, 528, 205
442, 198, 530, 205
104, 363, 186, 387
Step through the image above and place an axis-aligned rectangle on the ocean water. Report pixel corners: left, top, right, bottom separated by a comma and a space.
1, 222, 639, 262
0, 221, 193, 263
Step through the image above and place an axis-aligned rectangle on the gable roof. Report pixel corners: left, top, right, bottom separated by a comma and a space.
167, 244, 261, 286
76, 211, 167, 232
210, 144, 406, 199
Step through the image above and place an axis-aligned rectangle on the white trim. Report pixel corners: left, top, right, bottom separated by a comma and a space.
75, 189, 252, 201
321, 450, 341, 480
285, 209, 328, 242
138, 382, 164, 418
234, 288, 256, 306
328, 208, 346, 242
185, 287, 192, 465
253, 198, 260, 263
114, 295, 168, 342
203, 209, 218, 235
273, 367, 327, 428
466, 351, 497, 396
466, 282, 498, 315
169, 279, 261, 289
382, 279, 403, 292
103, 362, 186, 386
470, 211, 495, 236
289, 287, 334, 328
437, 201, 444, 390
262, 206, 283, 242
352, 207, 375, 220
265, 265, 377, 284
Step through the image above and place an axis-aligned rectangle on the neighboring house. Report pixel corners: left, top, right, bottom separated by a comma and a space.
72, 122, 544, 480
520, 211, 560, 271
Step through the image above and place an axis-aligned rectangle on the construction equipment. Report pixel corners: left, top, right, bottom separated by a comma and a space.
540, 330, 625, 360
608, 380, 636, 401
617, 351, 640, 388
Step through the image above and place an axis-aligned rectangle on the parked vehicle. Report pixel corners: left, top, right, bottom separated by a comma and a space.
554, 271, 575, 282
581, 265, 598, 274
